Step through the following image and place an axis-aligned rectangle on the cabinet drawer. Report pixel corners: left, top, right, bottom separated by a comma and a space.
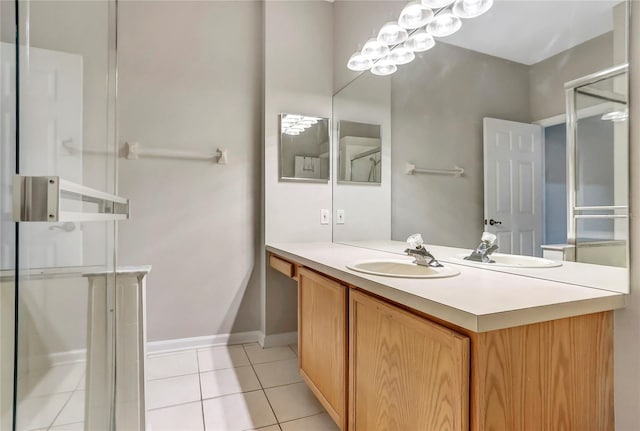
269, 254, 296, 278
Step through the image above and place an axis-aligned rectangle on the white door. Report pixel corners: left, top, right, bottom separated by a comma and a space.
483, 117, 543, 256
9, 43, 84, 268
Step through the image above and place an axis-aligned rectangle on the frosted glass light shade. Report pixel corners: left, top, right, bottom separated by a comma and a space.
377, 21, 408, 45
361, 38, 390, 60
399, 1, 434, 29
404, 30, 436, 52
371, 58, 398, 76
452, 0, 493, 18
388, 46, 415, 65
427, 11, 462, 37
347, 52, 373, 71
421, 0, 455, 8
601, 110, 628, 122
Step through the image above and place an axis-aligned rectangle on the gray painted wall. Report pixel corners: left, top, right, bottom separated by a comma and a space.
264, 1, 334, 337
332, 72, 392, 242
529, 32, 614, 121
390, 43, 531, 248
544, 123, 567, 244
118, 1, 263, 342
614, 2, 639, 427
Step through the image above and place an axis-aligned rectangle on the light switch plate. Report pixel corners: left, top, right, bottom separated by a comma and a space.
321, 209, 330, 225
336, 209, 345, 224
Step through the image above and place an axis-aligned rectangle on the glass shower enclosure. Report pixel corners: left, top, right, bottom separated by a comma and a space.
565, 64, 629, 268
0, 1, 141, 430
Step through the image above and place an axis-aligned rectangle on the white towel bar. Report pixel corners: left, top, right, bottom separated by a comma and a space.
405, 162, 464, 177
125, 142, 228, 164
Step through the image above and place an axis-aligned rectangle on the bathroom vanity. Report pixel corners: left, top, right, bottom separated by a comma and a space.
267, 242, 626, 431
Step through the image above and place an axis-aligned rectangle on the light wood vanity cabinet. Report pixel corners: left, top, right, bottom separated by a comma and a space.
297, 267, 348, 430
349, 289, 469, 431
278, 256, 615, 431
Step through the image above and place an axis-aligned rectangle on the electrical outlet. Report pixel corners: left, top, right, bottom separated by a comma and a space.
321, 209, 330, 225
336, 209, 345, 224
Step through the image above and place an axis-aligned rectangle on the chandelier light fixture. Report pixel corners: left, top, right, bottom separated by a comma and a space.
347, 0, 493, 75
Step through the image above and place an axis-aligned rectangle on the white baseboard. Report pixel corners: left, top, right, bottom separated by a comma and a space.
146, 330, 262, 355
259, 331, 298, 348
27, 349, 87, 371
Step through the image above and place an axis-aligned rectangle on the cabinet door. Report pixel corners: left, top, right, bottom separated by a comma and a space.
349, 290, 470, 431
298, 268, 348, 430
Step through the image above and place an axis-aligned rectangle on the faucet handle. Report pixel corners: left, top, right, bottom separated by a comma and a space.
481, 231, 497, 245
406, 233, 424, 249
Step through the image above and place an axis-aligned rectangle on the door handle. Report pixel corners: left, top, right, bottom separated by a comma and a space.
489, 219, 502, 226
48, 222, 77, 232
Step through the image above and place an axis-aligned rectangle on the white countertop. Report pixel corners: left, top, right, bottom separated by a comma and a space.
338, 240, 628, 294
267, 242, 627, 333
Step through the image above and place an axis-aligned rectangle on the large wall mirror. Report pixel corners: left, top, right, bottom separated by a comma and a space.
279, 113, 331, 182
332, 0, 629, 293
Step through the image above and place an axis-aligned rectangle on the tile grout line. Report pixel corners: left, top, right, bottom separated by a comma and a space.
198, 380, 305, 403
147, 396, 253, 413
247, 347, 326, 429
194, 349, 207, 431
242, 344, 281, 428
44, 390, 76, 431
278, 411, 330, 427
239, 345, 298, 366
147, 370, 301, 412
147, 371, 201, 382
148, 342, 252, 358
147, 345, 325, 429
149, 352, 296, 380
287, 344, 297, 356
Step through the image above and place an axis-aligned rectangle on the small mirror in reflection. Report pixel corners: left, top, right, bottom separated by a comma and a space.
338, 120, 382, 184
279, 114, 330, 182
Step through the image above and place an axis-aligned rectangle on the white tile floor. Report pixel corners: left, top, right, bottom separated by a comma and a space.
146, 343, 339, 431
15, 362, 86, 431
15, 342, 337, 431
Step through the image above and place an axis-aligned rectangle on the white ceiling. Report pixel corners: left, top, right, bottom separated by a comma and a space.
442, 0, 621, 65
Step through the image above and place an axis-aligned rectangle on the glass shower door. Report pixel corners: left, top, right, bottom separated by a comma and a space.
5, 1, 121, 430
566, 64, 629, 268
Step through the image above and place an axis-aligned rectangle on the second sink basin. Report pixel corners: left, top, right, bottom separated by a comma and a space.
346, 259, 460, 279
453, 253, 562, 268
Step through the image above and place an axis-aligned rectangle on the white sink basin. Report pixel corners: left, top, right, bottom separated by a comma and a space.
346, 259, 460, 279
453, 253, 561, 268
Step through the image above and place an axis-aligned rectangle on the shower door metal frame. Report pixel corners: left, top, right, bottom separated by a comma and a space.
564, 63, 629, 256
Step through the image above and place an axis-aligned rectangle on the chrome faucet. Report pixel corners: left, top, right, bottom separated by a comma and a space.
464, 232, 499, 263
404, 234, 443, 268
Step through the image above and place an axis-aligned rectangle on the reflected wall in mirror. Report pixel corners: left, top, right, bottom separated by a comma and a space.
332, 73, 391, 242
332, 0, 629, 293
279, 113, 330, 182
338, 120, 382, 184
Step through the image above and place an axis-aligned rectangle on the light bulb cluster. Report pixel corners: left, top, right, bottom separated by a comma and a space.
281, 114, 322, 136
347, 0, 493, 75
601, 110, 628, 122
